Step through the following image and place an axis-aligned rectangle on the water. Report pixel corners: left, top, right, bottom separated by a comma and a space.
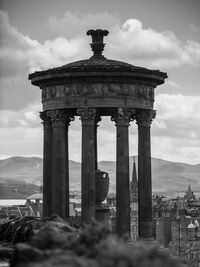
0, 199, 26, 206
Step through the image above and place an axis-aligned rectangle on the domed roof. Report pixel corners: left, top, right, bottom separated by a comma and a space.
52, 56, 148, 72
29, 29, 167, 85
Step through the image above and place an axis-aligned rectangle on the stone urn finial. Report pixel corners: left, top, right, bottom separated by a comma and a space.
87, 29, 109, 58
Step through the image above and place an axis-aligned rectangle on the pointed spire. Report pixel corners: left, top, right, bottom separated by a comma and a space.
188, 183, 192, 194
187, 179, 192, 197
185, 178, 194, 200
131, 156, 138, 200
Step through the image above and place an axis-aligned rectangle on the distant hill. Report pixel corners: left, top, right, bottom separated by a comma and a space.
0, 156, 200, 193
0, 156, 43, 186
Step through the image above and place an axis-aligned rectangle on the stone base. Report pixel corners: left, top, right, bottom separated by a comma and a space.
137, 237, 156, 243
95, 203, 110, 226
138, 221, 154, 240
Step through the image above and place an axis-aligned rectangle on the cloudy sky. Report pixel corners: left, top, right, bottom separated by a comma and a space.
0, 0, 200, 164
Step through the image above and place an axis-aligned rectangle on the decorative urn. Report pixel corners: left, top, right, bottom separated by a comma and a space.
95, 170, 109, 203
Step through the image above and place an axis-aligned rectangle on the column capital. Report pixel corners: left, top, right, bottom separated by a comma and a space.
47, 109, 74, 128
111, 108, 135, 126
95, 113, 102, 126
77, 108, 97, 125
39, 111, 52, 130
135, 109, 156, 127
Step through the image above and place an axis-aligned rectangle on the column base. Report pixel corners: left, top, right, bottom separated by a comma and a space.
95, 202, 110, 226
138, 221, 154, 240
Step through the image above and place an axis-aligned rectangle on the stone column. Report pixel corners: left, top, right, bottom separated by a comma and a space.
111, 108, 134, 236
77, 108, 97, 224
48, 109, 74, 219
135, 109, 156, 239
94, 115, 101, 170
40, 111, 52, 217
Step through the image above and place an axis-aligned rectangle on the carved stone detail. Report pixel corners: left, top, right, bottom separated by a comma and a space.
39, 111, 52, 130
43, 84, 154, 101
135, 109, 156, 127
42, 88, 46, 100
111, 108, 135, 126
95, 114, 102, 125
47, 109, 74, 127
40, 76, 157, 88
50, 86, 57, 97
121, 84, 131, 96
87, 29, 109, 58
77, 108, 96, 125
79, 84, 92, 96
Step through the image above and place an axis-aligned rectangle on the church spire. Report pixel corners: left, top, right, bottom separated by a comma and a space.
187, 179, 192, 198
185, 178, 195, 201
131, 156, 138, 201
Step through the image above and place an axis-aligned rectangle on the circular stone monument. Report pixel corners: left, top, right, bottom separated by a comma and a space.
29, 29, 167, 238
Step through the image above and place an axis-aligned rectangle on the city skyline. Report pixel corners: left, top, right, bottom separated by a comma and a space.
0, 0, 200, 164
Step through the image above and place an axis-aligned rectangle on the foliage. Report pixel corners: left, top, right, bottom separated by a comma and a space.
8, 217, 185, 267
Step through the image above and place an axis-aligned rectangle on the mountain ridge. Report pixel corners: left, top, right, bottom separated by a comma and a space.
0, 156, 200, 192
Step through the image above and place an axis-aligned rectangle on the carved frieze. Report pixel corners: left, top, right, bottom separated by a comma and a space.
50, 87, 57, 97
42, 83, 155, 102
135, 109, 156, 127
121, 84, 131, 96
102, 84, 116, 95
135, 85, 154, 100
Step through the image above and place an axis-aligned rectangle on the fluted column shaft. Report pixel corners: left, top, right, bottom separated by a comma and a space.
135, 109, 156, 239
112, 108, 134, 236
48, 109, 74, 219
40, 111, 52, 217
78, 108, 97, 224
94, 115, 101, 170
94, 124, 98, 170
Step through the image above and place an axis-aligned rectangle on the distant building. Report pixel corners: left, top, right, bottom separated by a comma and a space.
26, 193, 43, 217
130, 157, 138, 240
153, 182, 200, 266
184, 182, 195, 202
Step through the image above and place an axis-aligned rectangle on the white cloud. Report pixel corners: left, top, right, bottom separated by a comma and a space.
1, 10, 200, 85
106, 19, 200, 68
155, 94, 200, 120
0, 10, 89, 82
24, 111, 38, 122
48, 13, 200, 69
0, 103, 41, 128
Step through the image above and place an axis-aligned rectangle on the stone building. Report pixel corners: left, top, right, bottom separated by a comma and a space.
153, 183, 200, 265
